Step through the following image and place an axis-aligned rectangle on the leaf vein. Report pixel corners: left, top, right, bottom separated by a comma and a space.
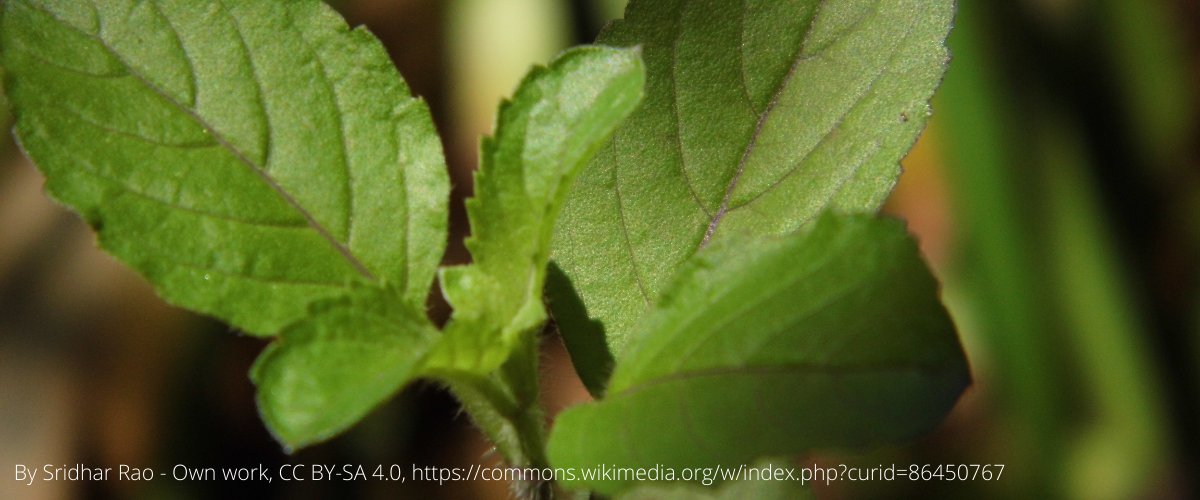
702, 0, 898, 247
47, 100, 218, 149
698, 2, 818, 248
168, 260, 348, 287
148, 0, 198, 107
25, 0, 376, 280
612, 139, 652, 306
724, 3, 920, 216
293, 14, 356, 247
77, 0, 375, 280
17, 48, 126, 78
736, 0, 759, 115
75, 162, 311, 229
669, 0, 712, 218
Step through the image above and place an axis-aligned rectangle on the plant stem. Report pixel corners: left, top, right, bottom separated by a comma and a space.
438, 329, 553, 499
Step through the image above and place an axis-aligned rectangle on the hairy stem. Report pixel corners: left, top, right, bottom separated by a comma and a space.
438, 329, 553, 499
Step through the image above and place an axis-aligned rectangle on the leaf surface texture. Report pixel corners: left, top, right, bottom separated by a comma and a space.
549, 214, 970, 495
1, 0, 449, 334
426, 46, 645, 375
550, 0, 954, 393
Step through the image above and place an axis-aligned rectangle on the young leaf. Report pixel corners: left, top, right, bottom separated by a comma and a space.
250, 39, 651, 450
0, 0, 449, 335
251, 285, 438, 451
548, 213, 970, 495
421, 46, 645, 376
549, 0, 955, 393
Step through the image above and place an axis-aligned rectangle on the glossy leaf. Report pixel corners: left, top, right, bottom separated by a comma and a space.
422, 46, 645, 376
549, 213, 970, 495
0, 0, 449, 335
549, 0, 954, 394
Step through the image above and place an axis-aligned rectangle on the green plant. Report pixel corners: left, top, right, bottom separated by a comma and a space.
0, 0, 968, 498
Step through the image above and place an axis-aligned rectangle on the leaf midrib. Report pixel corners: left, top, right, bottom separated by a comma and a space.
723, 7, 922, 217
25, 0, 376, 281
696, 0, 817, 248
695, 0, 904, 248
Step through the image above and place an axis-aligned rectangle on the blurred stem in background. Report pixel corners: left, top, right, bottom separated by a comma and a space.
1100, 0, 1194, 174
443, 0, 629, 188
936, 2, 1065, 494
445, 0, 572, 187
1041, 113, 1168, 500
935, 0, 1196, 498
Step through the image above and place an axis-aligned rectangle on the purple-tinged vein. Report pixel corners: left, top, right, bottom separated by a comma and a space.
699, 43, 803, 248
726, 5, 920, 214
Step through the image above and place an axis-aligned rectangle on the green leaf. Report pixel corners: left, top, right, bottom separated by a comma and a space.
549, 0, 954, 394
0, 0, 449, 335
251, 284, 438, 451
616, 459, 815, 500
421, 46, 645, 376
252, 45, 645, 453
548, 213, 970, 495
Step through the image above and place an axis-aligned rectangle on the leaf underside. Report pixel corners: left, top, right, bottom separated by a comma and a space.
1, 0, 449, 335
548, 214, 970, 495
549, 0, 954, 395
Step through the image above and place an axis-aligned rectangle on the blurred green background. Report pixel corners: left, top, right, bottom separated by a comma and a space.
1, 0, 1198, 498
